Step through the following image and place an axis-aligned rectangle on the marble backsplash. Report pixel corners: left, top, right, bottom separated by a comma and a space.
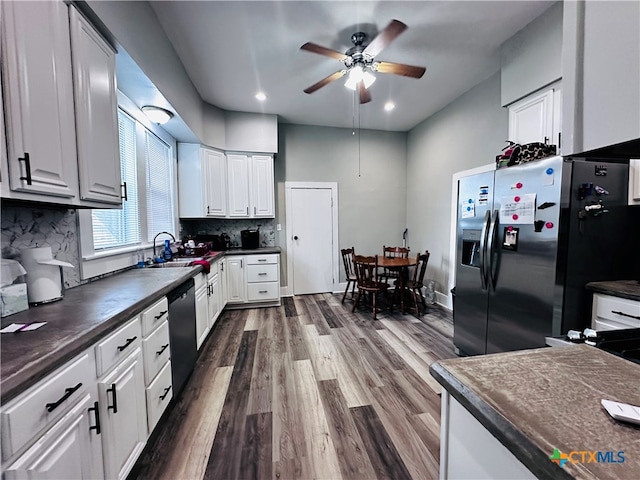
180, 218, 276, 249
1, 204, 82, 289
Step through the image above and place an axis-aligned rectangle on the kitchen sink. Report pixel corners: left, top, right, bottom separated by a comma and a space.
148, 258, 204, 268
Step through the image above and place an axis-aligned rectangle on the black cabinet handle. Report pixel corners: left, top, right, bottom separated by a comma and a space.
156, 343, 169, 356
258, 272, 267, 276
293, 236, 299, 240
258, 259, 267, 262
19, 152, 32, 185
207, 205, 210, 214
159, 386, 172, 401
117, 336, 137, 352
88, 401, 101, 435
121, 182, 128, 201
154, 310, 167, 320
45, 382, 82, 413
106, 383, 118, 414
612, 310, 640, 320
259, 290, 268, 294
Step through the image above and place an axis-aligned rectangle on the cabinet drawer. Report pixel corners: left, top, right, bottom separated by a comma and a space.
142, 321, 171, 385
593, 294, 640, 327
246, 254, 278, 265
95, 317, 142, 376
145, 361, 173, 433
247, 282, 279, 301
1, 353, 92, 460
141, 297, 168, 336
246, 264, 278, 283
193, 271, 207, 292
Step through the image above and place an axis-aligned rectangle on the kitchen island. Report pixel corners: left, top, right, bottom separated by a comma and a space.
430, 345, 640, 480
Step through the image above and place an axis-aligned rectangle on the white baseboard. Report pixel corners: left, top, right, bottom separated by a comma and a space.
437, 290, 453, 311
280, 285, 292, 297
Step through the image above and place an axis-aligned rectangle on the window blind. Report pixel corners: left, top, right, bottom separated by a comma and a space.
145, 130, 175, 241
92, 111, 140, 249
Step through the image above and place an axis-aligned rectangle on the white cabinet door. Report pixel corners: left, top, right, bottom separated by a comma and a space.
98, 348, 147, 480
208, 274, 221, 328
69, 7, 121, 205
227, 154, 250, 217
251, 155, 275, 217
4, 394, 104, 480
195, 285, 210, 350
219, 259, 228, 307
225, 256, 246, 303
204, 148, 227, 217
508, 88, 554, 146
1, 0, 79, 198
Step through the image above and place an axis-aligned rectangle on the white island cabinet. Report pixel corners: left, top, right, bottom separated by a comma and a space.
225, 253, 281, 309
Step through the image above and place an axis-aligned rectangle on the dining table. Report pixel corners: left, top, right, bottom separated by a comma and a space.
376, 255, 417, 313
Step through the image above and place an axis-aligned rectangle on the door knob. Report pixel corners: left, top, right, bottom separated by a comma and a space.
293, 236, 299, 240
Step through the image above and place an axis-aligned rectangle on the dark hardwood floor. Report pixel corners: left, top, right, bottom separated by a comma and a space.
130, 293, 456, 480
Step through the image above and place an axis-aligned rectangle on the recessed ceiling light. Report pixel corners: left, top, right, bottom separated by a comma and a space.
255, 92, 267, 101
384, 102, 395, 112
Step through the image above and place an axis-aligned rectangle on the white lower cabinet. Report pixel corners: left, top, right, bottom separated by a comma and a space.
4, 394, 104, 480
225, 253, 281, 308
195, 277, 210, 350
591, 293, 640, 330
208, 270, 221, 328
97, 347, 147, 480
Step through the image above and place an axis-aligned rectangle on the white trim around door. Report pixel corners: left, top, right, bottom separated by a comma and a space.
285, 182, 339, 295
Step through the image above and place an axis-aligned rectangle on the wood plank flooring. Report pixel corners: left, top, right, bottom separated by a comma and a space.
130, 293, 456, 480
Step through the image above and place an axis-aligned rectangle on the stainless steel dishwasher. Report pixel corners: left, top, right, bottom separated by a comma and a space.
167, 278, 197, 396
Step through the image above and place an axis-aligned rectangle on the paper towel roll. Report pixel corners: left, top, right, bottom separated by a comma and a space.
21, 247, 74, 304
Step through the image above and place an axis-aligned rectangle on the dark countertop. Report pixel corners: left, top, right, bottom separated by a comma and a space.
430, 345, 640, 480
1, 267, 199, 404
586, 280, 640, 302
222, 246, 281, 255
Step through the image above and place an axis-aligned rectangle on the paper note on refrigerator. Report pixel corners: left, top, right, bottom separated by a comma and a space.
499, 193, 536, 224
461, 201, 475, 218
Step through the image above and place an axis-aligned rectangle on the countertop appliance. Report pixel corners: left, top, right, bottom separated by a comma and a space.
454, 156, 639, 356
21, 246, 74, 305
546, 327, 640, 365
241, 229, 260, 250
167, 278, 196, 396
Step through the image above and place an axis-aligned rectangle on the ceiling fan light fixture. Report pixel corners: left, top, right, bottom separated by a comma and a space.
141, 106, 173, 125
344, 66, 376, 90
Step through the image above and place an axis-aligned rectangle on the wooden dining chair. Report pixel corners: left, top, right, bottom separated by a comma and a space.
352, 255, 390, 320
340, 247, 357, 303
380, 245, 410, 284
403, 251, 430, 316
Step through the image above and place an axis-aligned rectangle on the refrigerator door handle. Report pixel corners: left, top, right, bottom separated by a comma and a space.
479, 210, 491, 290
487, 209, 500, 291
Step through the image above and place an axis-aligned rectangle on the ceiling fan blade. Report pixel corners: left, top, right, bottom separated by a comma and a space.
375, 61, 426, 78
304, 70, 346, 94
358, 81, 372, 104
300, 42, 348, 61
363, 19, 408, 58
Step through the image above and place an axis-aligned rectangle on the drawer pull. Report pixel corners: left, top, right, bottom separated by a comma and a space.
611, 310, 640, 320
154, 310, 168, 320
88, 401, 101, 435
258, 272, 268, 276
18, 152, 32, 185
258, 259, 267, 262
117, 336, 137, 352
259, 290, 268, 294
107, 383, 118, 414
45, 382, 82, 413
159, 386, 172, 401
156, 343, 170, 356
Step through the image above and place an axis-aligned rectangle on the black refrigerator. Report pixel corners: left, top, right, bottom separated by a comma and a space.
453, 156, 638, 356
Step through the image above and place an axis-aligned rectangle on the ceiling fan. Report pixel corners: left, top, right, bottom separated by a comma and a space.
300, 19, 426, 104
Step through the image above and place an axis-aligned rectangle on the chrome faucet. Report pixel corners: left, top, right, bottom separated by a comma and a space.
153, 231, 176, 261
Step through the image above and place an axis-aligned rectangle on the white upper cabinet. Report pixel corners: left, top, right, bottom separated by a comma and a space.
562, 1, 640, 154
70, 6, 121, 205
1, 0, 121, 208
178, 144, 227, 218
508, 84, 561, 151
251, 155, 275, 217
1, 0, 79, 198
227, 154, 252, 217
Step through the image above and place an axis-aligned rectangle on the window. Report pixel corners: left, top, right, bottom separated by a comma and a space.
79, 93, 177, 280
91, 111, 140, 249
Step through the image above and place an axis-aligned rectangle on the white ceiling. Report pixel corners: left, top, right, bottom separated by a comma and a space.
149, 1, 555, 132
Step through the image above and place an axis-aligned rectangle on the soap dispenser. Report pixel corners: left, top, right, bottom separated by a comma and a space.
163, 239, 172, 261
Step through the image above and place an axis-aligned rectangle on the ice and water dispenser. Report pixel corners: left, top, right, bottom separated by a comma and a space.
461, 230, 481, 268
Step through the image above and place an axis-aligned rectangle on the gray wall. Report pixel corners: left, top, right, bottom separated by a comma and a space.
406, 72, 508, 302
501, 1, 562, 106
276, 124, 407, 287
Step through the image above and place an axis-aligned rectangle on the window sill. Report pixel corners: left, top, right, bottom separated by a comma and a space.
80, 244, 154, 280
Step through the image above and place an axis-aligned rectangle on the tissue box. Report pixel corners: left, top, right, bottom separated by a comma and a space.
1, 284, 29, 317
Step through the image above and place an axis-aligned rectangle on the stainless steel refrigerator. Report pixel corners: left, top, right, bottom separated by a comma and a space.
454, 156, 637, 356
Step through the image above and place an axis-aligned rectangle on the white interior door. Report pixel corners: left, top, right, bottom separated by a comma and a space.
286, 184, 337, 295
